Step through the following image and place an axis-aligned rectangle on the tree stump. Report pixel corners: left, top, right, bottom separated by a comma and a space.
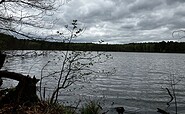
0, 51, 6, 86
0, 71, 39, 105
0, 51, 6, 69
0, 52, 39, 105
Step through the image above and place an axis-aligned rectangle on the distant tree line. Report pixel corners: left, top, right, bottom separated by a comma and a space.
1, 33, 185, 53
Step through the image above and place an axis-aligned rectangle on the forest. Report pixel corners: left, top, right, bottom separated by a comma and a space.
1, 33, 185, 53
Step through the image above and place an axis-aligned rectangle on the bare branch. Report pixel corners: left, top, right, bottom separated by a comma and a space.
0, 0, 5, 4
166, 88, 173, 107
0, 27, 37, 39
0, 0, 61, 39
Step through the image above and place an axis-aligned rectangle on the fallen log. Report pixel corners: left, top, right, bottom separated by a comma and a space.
0, 70, 39, 105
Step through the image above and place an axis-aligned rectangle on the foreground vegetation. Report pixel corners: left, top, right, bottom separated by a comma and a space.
0, 21, 112, 114
1, 33, 185, 53
0, 101, 75, 114
0, 100, 106, 114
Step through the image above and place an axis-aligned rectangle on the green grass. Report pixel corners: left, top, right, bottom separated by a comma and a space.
81, 101, 102, 114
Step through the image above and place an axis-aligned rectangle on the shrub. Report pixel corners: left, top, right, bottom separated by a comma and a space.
81, 101, 102, 114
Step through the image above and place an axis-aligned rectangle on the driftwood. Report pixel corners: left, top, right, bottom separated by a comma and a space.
0, 52, 39, 105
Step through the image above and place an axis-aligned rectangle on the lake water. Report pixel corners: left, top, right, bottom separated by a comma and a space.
2, 51, 185, 114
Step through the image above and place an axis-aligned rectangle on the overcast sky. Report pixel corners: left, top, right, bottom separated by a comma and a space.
45, 0, 185, 44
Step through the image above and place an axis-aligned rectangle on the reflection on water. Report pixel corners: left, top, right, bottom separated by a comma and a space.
2, 51, 185, 114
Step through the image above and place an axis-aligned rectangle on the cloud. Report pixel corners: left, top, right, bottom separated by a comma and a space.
129, 0, 163, 12
165, 0, 185, 5
15, 0, 185, 43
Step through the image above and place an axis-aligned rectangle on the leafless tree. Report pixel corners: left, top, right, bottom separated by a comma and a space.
37, 20, 113, 104
0, 0, 72, 106
0, 0, 68, 39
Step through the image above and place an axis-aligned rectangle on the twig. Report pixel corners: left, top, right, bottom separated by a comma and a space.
166, 88, 173, 107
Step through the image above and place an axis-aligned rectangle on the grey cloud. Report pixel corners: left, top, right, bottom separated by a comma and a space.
173, 6, 185, 18
169, 20, 185, 29
129, 0, 163, 12
137, 19, 161, 30
120, 24, 136, 30
47, 0, 185, 43
165, 0, 185, 5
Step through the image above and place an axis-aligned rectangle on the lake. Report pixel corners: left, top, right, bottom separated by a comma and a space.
2, 51, 185, 114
